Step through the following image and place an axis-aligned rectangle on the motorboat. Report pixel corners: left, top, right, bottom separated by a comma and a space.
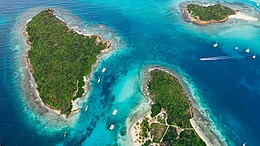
109, 124, 114, 130
98, 78, 100, 84
235, 47, 238, 50
112, 109, 118, 115
252, 54, 256, 59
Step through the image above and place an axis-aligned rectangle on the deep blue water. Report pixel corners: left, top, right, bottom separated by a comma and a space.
0, 0, 260, 145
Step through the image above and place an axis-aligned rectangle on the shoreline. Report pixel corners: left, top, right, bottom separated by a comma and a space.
180, 2, 258, 25
129, 65, 224, 146
23, 8, 115, 121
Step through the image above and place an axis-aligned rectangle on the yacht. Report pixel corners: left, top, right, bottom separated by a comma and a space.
213, 42, 218, 48
245, 48, 250, 53
252, 54, 256, 59
109, 124, 114, 130
98, 78, 100, 84
102, 68, 106, 73
112, 109, 118, 115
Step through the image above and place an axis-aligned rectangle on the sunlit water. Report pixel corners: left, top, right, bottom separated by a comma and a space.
0, 0, 260, 145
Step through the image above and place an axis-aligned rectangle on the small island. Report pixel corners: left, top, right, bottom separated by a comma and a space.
184, 3, 236, 25
25, 9, 111, 116
130, 68, 206, 146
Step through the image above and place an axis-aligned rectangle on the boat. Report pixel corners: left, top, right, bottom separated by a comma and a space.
213, 42, 218, 48
102, 68, 106, 73
252, 54, 256, 59
109, 124, 114, 130
257, 2, 260, 6
235, 47, 238, 50
98, 78, 100, 84
64, 131, 67, 137
112, 109, 118, 115
242, 143, 246, 146
85, 105, 88, 112
245, 48, 250, 53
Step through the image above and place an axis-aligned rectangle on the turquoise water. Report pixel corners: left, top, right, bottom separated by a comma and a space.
0, 0, 260, 145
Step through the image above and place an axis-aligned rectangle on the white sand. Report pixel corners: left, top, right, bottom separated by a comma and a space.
229, 12, 258, 21
71, 98, 81, 112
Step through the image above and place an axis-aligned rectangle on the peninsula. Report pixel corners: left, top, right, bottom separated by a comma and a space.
25, 9, 111, 116
184, 3, 236, 25
130, 68, 207, 146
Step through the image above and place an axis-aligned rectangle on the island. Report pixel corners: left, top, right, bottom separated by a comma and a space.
184, 3, 236, 25
25, 9, 111, 116
130, 67, 207, 146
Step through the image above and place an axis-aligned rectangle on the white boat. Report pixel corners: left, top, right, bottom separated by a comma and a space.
245, 48, 250, 53
242, 143, 246, 146
98, 78, 100, 84
112, 109, 117, 115
64, 131, 67, 137
102, 68, 106, 73
85, 105, 88, 112
252, 54, 256, 59
257, 2, 260, 6
109, 124, 114, 130
235, 47, 238, 50
213, 42, 218, 48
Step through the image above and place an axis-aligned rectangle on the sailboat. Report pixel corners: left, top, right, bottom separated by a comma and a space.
112, 109, 118, 115
102, 68, 106, 73
245, 48, 250, 53
109, 125, 114, 130
213, 42, 218, 48
85, 105, 88, 112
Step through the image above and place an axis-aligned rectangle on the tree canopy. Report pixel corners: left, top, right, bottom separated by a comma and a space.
27, 9, 107, 115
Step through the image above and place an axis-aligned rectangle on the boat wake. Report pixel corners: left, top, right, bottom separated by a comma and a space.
200, 56, 244, 61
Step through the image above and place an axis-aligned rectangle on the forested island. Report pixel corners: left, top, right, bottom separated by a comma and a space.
25, 9, 111, 116
184, 3, 236, 25
130, 68, 206, 146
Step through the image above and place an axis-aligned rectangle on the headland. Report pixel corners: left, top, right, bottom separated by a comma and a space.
129, 66, 224, 146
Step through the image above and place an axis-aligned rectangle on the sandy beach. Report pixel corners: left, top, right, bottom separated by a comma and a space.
229, 11, 258, 21
22, 8, 115, 122
129, 66, 224, 146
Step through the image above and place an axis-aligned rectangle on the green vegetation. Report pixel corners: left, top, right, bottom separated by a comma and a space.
140, 118, 150, 138
163, 127, 206, 146
151, 103, 161, 117
27, 9, 108, 115
148, 70, 191, 128
150, 123, 167, 143
187, 4, 235, 21
144, 69, 206, 145
142, 140, 152, 146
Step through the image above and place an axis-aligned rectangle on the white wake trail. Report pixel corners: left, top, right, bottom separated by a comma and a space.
200, 56, 244, 61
